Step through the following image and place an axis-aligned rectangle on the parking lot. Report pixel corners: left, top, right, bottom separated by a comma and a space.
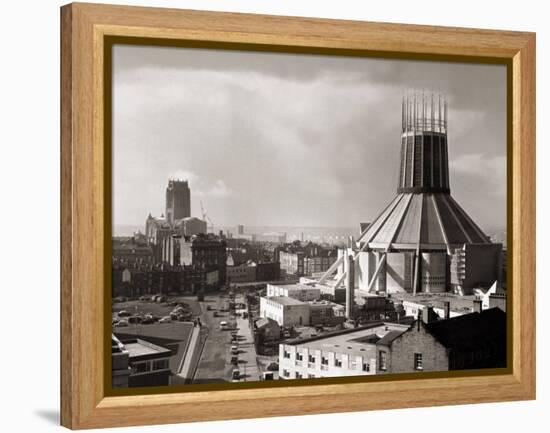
112, 296, 202, 380
112, 296, 202, 324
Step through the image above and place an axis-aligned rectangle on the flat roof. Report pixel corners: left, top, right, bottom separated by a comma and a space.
123, 339, 171, 358
283, 323, 410, 355
263, 296, 306, 306
393, 293, 478, 312
269, 283, 318, 291
114, 322, 194, 371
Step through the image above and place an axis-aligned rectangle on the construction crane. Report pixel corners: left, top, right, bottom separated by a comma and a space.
200, 200, 214, 233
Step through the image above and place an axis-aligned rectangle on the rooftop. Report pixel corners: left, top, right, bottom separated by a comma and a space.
284, 322, 410, 356
270, 283, 318, 291
392, 292, 480, 313
263, 296, 306, 306
114, 321, 194, 372
255, 317, 279, 329
122, 339, 172, 358
426, 308, 506, 351
358, 192, 491, 251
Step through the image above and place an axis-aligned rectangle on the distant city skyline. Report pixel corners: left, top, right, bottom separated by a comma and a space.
113, 45, 506, 231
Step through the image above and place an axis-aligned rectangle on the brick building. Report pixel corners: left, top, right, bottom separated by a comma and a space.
112, 263, 205, 297
180, 233, 227, 289
278, 308, 506, 379
277, 242, 338, 277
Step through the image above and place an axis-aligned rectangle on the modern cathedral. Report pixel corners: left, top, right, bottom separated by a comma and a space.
318, 92, 503, 300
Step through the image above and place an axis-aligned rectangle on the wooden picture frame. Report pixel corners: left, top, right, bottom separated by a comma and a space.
60, 2, 536, 429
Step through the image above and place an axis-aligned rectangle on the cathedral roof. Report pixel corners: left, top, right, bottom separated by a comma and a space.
358, 192, 490, 251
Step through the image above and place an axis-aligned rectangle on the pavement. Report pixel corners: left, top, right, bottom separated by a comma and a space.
233, 295, 261, 382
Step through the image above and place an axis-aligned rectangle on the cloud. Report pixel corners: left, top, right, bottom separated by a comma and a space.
112, 46, 506, 229
169, 169, 198, 183
451, 153, 505, 179
206, 180, 232, 197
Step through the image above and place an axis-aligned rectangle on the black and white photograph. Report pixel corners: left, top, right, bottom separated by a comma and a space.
110, 45, 508, 388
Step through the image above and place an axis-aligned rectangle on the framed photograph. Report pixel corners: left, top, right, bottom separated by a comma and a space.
60, 3, 536, 429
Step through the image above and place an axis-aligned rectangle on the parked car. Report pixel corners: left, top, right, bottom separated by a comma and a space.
128, 315, 142, 324
231, 356, 239, 365
231, 345, 239, 354
219, 321, 228, 330
232, 369, 240, 381
115, 320, 128, 327
159, 316, 172, 324
117, 310, 131, 317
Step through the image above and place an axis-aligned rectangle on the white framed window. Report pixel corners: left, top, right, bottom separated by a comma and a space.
414, 353, 423, 370
379, 351, 387, 371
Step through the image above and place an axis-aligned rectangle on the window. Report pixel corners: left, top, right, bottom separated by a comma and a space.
296, 352, 303, 361
362, 363, 370, 372
379, 351, 387, 371
334, 358, 342, 368
308, 374, 315, 379
283, 369, 290, 378
132, 361, 151, 374
283, 350, 291, 359
414, 353, 423, 370
308, 354, 316, 364
152, 359, 169, 371
321, 356, 329, 365
295, 372, 303, 379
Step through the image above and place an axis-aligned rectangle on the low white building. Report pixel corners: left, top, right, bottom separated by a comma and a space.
278, 323, 410, 379
401, 299, 467, 319
266, 283, 320, 302
260, 296, 311, 327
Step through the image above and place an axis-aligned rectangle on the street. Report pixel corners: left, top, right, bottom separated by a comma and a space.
193, 293, 261, 383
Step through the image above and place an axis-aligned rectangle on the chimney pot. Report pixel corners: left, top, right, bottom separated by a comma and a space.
443, 301, 451, 319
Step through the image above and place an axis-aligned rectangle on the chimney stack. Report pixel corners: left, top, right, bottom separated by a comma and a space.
443, 301, 451, 319
473, 299, 483, 314
345, 254, 355, 319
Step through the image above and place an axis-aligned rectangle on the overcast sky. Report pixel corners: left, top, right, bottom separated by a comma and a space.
112, 45, 506, 231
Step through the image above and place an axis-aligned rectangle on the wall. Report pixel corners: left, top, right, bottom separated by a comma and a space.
227, 263, 257, 283
388, 323, 449, 373
260, 297, 310, 327
5, 1, 546, 433
279, 343, 377, 379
